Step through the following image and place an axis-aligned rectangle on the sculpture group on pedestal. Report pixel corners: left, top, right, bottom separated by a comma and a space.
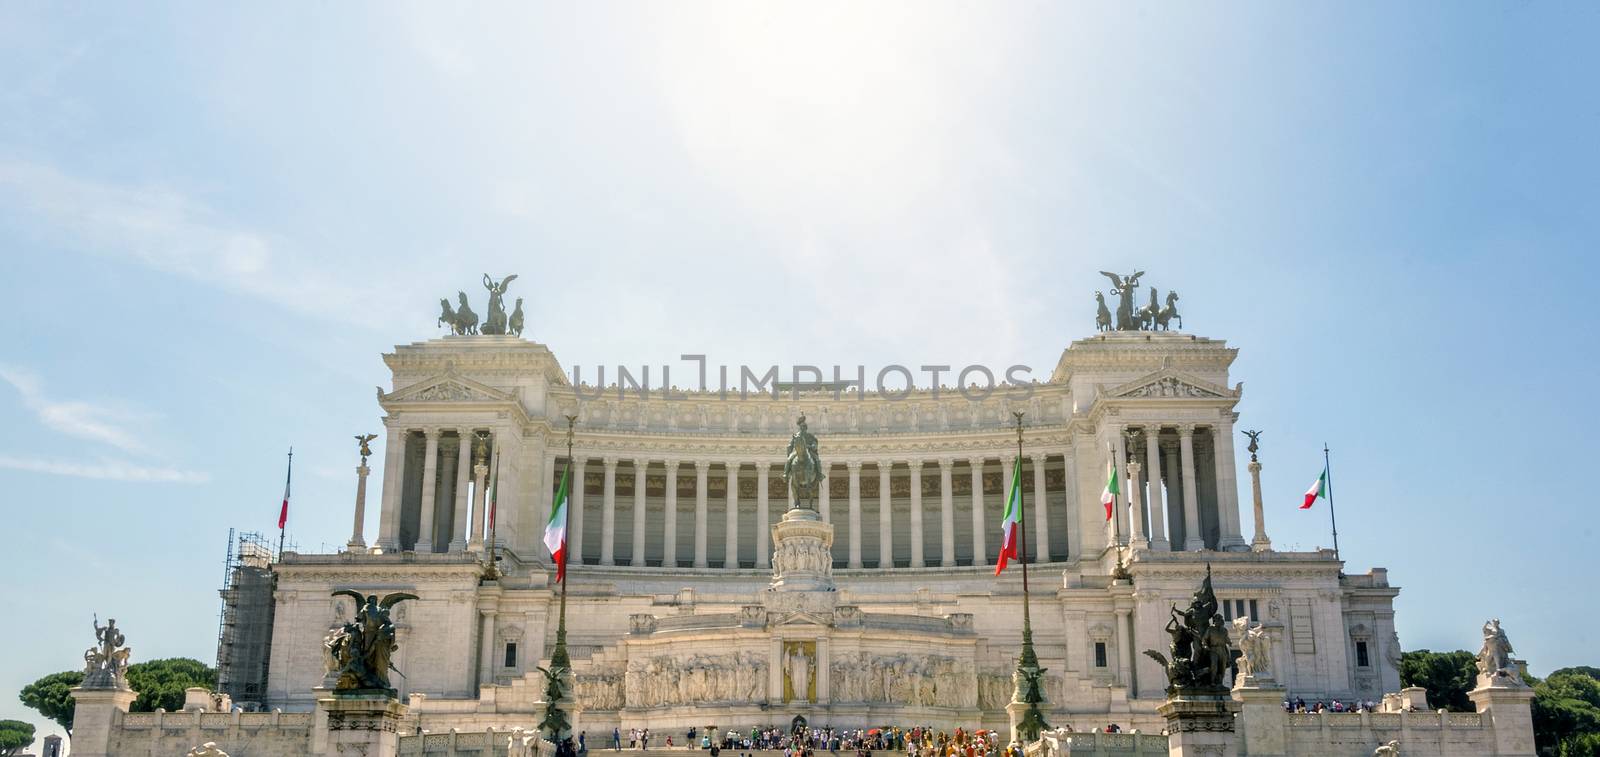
437, 273, 525, 337
1144, 567, 1238, 694
1476, 618, 1525, 687
325, 591, 416, 694
82, 616, 131, 689
1094, 270, 1181, 332
784, 415, 825, 509
1230, 616, 1274, 686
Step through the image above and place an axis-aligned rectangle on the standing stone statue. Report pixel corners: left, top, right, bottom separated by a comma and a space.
83, 615, 132, 689
326, 591, 418, 693
1231, 616, 1274, 684
481, 274, 518, 335
783, 415, 825, 510
1476, 618, 1524, 686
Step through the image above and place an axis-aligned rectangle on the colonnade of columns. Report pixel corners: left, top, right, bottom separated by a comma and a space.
1104, 422, 1248, 552
373, 425, 496, 554
547, 454, 1072, 570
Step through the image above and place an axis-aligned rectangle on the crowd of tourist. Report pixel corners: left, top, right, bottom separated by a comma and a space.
1281, 696, 1384, 713
587, 723, 1138, 756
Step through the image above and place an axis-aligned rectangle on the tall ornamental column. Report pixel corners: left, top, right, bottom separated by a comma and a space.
1249, 451, 1271, 553
600, 457, 618, 566
570, 458, 587, 565
969, 456, 987, 565
1212, 420, 1248, 550
662, 459, 680, 567
1144, 428, 1168, 552
1179, 425, 1204, 551
878, 461, 894, 568
468, 445, 489, 552
449, 430, 472, 552
631, 460, 649, 566
909, 461, 925, 568
756, 463, 771, 568
435, 438, 460, 551
1030, 453, 1050, 562
1114, 607, 1134, 689
415, 428, 441, 553
724, 462, 740, 568
693, 460, 710, 568
939, 459, 956, 567
375, 425, 404, 551
846, 461, 864, 568
348, 452, 372, 552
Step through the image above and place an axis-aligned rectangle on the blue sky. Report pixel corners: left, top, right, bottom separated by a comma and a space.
2, 1, 1597, 746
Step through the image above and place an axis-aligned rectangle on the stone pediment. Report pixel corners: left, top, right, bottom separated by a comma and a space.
1106, 369, 1234, 400
770, 611, 832, 628
381, 373, 513, 404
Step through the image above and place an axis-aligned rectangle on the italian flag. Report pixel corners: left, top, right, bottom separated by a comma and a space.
544, 465, 572, 582
277, 451, 292, 529
995, 456, 1023, 576
1301, 466, 1328, 509
1101, 457, 1119, 521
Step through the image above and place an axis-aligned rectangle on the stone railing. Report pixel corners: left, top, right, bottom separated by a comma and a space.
399, 729, 554, 756
1023, 731, 1169, 756
115, 708, 312, 730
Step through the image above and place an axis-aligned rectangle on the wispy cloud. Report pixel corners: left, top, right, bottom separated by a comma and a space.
0, 455, 209, 484
0, 365, 207, 483
0, 157, 419, 331
0, 365, 147, 454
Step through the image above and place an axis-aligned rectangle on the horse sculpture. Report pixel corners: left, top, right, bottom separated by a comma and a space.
453, 292, 479, 335
1094, 292, 1113, 332
1136, 286, 1160, 330
1155, 291, 1181, 331
784, 415, 825, 509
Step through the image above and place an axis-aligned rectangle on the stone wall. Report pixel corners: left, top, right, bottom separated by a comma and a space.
1234, 683, 1537, 757
106, 708, 315, 756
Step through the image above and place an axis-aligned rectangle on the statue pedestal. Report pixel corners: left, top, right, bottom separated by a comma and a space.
768, 508, 835, 594
68, 686, 137, 757
1468, 683, 1537, 757
1231, 683, 1287, 757
317, 692, 409, 757
1157, 693, 1239, 757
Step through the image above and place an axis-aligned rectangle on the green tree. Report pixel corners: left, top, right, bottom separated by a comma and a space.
18, 670, 82, 735
0, 720, 35, 757
125, 658, 217, 714
1532, 667, 1600, 756
1399, 649, 1477, 712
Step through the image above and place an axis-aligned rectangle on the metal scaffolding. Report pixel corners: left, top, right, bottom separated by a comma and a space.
214, 529, 278, 710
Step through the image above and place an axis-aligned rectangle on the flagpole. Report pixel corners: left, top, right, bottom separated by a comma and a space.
278, 447, 292, 558
1010, 412, 1047, 742
543, 414, 578, 756
1324, 443, 1340, 562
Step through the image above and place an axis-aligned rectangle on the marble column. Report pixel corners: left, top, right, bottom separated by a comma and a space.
632, 460, 649, 566
909, 461, 925, 568
1127, 456, 1148, 550
1115, 608, 1134, 690
846, 461, 864, 568
693, 460, 709, 569
468, 453, 489, 552
1163, 443, 1183, 551
570, 458, 587, 564
818, 464, 831, 523
415, 428, 440, 553
878, 461, 893, 568
725, 462, 740, 568
1112, 429, 1129, 547
449, 431, 472, 552
348, 459, 371, 551
663, 460, 679, 568
1179, 425, 1204, 551
477, 610, 497, 687
1144, 428, 1169, 551
969, 457, 987, 565
756, 464, 771, 569
1249, 457, 1271, 552
375, 425, 403, 551
1031, 453, 1050, 562
1213, 420, 1248, 550
600, 457, 618, 565
939, 459, 956, 567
